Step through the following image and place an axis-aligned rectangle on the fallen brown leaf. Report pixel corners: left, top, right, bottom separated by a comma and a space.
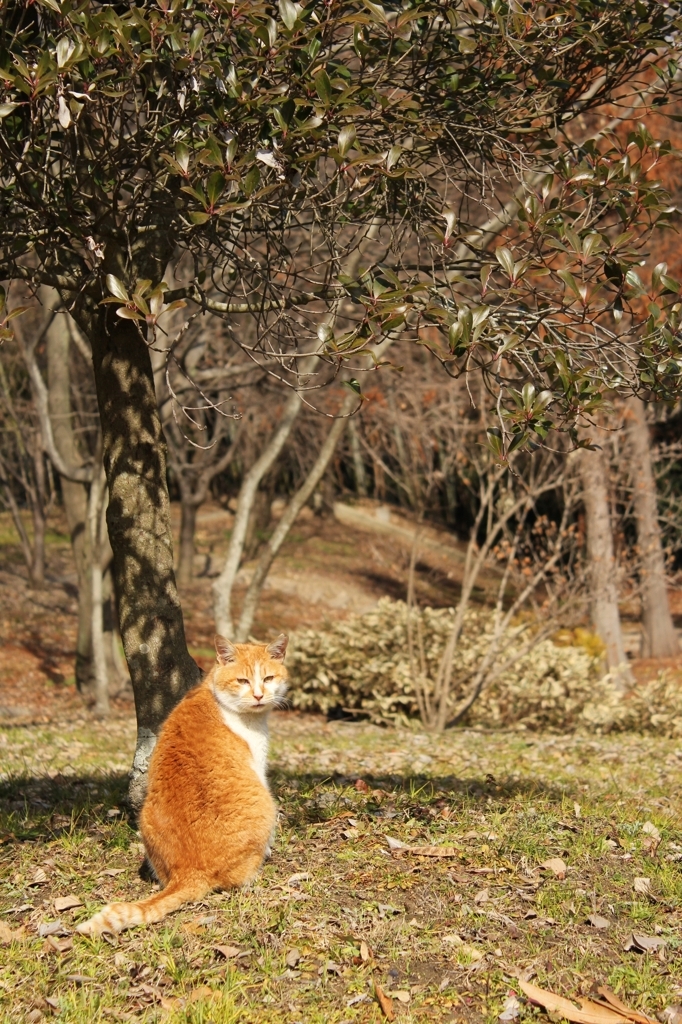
624, 933, 666, 953
540, 858, 567, 880
375, 982, 395, 1021
659, 1007, 682, 1024
54, 895, 83, 912
160, 996, 183, 1011
500, 993, 522, 1021
0, 921, 24, 944
214, 944, 241, 960
360, 940, 370, 961
386, 836, 459, 858
100, 868, 126, 877
519, 980, 630, 1024
28, 868, 48, 886
586, 915, 610, 930
38, 920, 68, 938
285, 948, 301, 968
180, 921, 205, 936
44, 935, 74, 954
188, 986, 215, 1003
594, 985, 655, 1023
633, 878, 651, 896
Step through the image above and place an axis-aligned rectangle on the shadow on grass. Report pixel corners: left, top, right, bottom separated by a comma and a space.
0, 771, 131, 843
1, 766, 570, 844
272, 768, 570, 830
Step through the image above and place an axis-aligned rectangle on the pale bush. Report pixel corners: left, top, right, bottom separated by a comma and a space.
287, 597, 682, 734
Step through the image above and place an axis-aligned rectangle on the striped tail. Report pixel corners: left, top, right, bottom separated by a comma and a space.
76, 875, 209, 936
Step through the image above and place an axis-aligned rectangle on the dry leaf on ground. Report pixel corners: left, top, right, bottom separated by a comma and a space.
633, 877, 651, 895
0, 921, 24, 944
540, 858, 567, 879
214, 945, 241, 960
285, 948, 301, 968
392, 990, 410, 1003
38, 920, 68, 938
375, 982, 395, 1021
385, 836, 459, 858
44, 935, 73, 954
594, 985, 655, 1023
54, 895, 83, 912
28, 868, 48, 886
624, 934, 666, 953
500, 993, 522, 1021
360, 940, 370, 961
189, 986, 215, 1003
586, 915, 610, 930
659, 1007, 682, 1024
519, 980, 632, 1024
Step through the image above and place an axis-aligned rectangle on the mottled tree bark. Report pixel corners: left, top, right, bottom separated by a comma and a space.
625, 397, 679, 657
79, 303, 201, 808
578, 445, 633, 691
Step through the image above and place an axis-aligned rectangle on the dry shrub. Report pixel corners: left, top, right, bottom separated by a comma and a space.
287, 597, 682, 734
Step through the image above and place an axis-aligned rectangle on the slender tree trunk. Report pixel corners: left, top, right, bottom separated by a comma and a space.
578, 445, 633, 690
74, 303, 200, 808
0, 474, 33, 570
213, 388, 304, 637
625, 396, 679, 657
348, 417, 368, 497
46, 305, 94, 689
236, 392, 355, 641
177, 496, 198, 586
29, 439, 46, 588
89, 462, 109, 717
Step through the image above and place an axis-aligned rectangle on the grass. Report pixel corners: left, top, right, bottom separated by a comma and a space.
1, 713, 681, 1023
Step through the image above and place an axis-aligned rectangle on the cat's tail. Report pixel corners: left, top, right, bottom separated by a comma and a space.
76, 875, 209, 936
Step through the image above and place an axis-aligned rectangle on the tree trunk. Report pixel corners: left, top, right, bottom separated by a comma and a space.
81, 307, 200, 808
236, 391, 355, 641
213, 388, 304, 637
625, 396, 679, 657
46, 306, 93, 689
578, 445, 633, 690
348, 417, 368, 497
29, 440, 46, 588
88, 460, 109, 717
177, 496, 198, 586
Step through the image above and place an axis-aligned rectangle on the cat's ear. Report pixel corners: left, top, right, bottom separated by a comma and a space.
266, 633, 288, 661
215, 634, 237, 665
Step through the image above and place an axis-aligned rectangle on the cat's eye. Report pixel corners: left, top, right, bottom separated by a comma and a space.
263, 675, 274, 683
237, 678, 250, 686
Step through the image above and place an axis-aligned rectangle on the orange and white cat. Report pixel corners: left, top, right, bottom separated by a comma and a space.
77, 633, 288, 936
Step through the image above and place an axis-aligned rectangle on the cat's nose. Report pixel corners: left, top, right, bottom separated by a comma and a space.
254, 693, 263, 701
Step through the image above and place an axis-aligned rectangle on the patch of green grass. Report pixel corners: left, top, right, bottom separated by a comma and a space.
1, 718, 681, 1022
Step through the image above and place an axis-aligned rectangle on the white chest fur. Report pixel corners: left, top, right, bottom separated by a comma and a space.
214, 700, 270, 790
